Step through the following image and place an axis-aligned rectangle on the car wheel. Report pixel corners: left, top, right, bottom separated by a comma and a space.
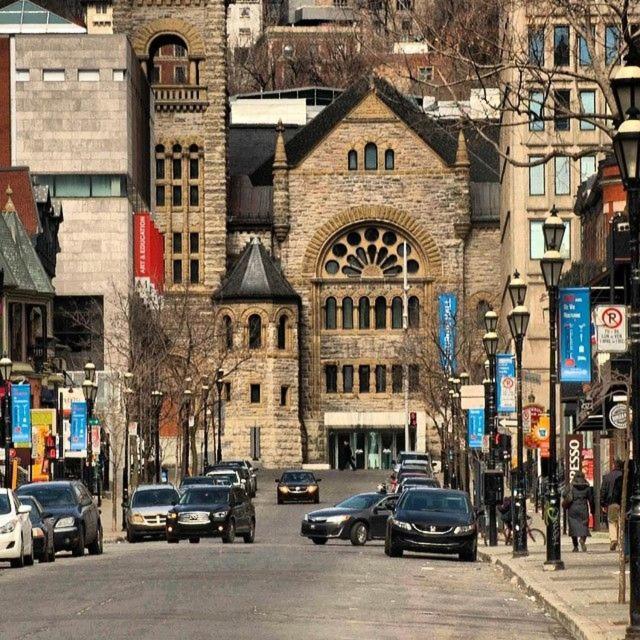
314, 495, 320, 504
167, 537, 179, 544
277, 497, 283, 505
10, 541, 24, 568
126, 527, 139, 544
88, 525, 104, 555
311, 537, 327, 545
39, 543, 49, 563
24, 545, 34, 566
459, 543, 477, 562
49, 540, 56, 563
350, 522, 368, 546
386, 534, 403, 558
242, 519, 255, 544
222, 520, 236, 544
72, 527, 85, 557
188, 537, 200, 544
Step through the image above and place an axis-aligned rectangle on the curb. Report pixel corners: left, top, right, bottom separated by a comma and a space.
478, 550, 616, 640
104, 534, 125, 544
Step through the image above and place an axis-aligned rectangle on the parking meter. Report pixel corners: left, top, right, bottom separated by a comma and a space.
484, 469, 504, 505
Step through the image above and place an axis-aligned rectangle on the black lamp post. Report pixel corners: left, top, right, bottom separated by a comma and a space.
611, 50, 640, 640
82, 363, 98, 494
452, 376, 462, 491
201, 377, 210, 469
459, 372, 470, 492
1, 354, 13, 489
540, 206, 566, 571
483, 315, 499, 547
122, 375, 133, 530
151, 390, 163, 482
182, 386, 193, 478
507, 272, 530, 558
215, 369, 224, 463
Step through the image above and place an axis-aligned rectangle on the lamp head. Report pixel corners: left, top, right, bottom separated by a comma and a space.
482, 331, 499, 356
483, 309, 498, 333
0, 354, 12, 382
611, 64, 640, 127
613, 111, 640, 188
540, 249, 564, 289
542, 205, 566, 252
84, 361, 96, 382
508, 270, 527, 307
508, 305, 530, 339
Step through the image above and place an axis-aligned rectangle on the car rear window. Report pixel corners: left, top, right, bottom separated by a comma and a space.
19, 486, 75, 508
400, 491, 469, 514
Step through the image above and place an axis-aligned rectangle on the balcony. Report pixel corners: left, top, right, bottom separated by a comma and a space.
152, 85, 209, 113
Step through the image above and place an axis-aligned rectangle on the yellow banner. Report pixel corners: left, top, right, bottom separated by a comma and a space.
31, 409, 55, 483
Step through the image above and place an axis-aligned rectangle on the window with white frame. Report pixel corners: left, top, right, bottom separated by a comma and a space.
579, 90, 596, 130
529, 90, 544, 131
15, 69, 29, 81
529, 156, 545, 195
43, 69, 65, 82
554, 156, 570, 195
78, 69, 100, 82
580, 155, 597, 183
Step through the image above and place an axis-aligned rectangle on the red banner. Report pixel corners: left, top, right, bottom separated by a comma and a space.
134, 212, 165, 294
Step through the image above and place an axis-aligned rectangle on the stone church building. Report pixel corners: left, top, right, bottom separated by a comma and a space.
103, 1, 500, 468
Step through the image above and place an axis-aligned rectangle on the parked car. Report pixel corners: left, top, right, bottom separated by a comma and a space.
0, 488, 34, 568
276, 471, 321, 504
179, 476, 217, 493
207, 464, 254, 497
301, 492, 399, 546
125, 484, 180, 543
392, 470, 429, 493
212, 460, 258, 495
397, 477, 440, 493
205, 469, 243, 488
384, 488, 478, 561
17, 481, 103, 557
19, 495, 56, 562
393, 452, 435, 475
165, 485, 255, 544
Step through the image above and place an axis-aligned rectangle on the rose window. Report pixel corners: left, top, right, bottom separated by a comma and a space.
323, 226, 420, 278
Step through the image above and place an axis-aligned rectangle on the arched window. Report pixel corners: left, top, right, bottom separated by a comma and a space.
342, 297, 353, 329
359, 297, 370, 329
375, 296, 387, 329
391, 297, 403, 329
223, 315, 233, 350
155, 145, 165, 180
189, 144, 200, 179
385, 149, 395, 170
348, 150, 358, 171
277, 315, 287, 349
172, 144, 182, 181
408, 296, 420, 328
476, 299, 491, 329
364, 143, 378, 170
325, 297, 337, 329
248, 314, 262, 349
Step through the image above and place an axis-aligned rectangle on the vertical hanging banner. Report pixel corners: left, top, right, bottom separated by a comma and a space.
31, 408, 55, 482
61, 387, 85, 458
496, 354, 516, 413
559, 287, 592, 382
11, 383, 32, 448
69, 401, 87, 455
467, 409, 484, 449
438, 293, 458, 373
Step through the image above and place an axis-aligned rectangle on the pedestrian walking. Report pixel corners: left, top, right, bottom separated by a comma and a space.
341, 440, 356, 471
600, 459, 624, 551
562, 470, 594, 552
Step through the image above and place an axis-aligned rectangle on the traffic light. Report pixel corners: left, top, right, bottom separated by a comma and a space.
45, 434, 57, 460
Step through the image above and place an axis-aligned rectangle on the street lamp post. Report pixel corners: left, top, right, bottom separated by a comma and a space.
151, 390, 163, 483
610, 52, 640, 639
540, 206, 566, 571
483, 314, 499, 547
122, 374, 133, 530
82, 362, 98, 494
507, 272, 530, 558
452, 377, 462, 490
215, 369, 224, 463
201, 377, 210, 469
460, 372, 470, 492
1, 355, 13, 488
182, 387, 192, 478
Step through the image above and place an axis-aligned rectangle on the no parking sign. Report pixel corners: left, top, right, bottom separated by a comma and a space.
594, 305, 627, 353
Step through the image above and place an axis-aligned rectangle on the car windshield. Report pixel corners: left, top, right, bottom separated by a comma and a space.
335, 494, 380, 510
400, 491, 470, 514
181, 477, 214, 487
281, 472, 315, 484
132, 489, 178, 507
179, 487, 230, 505
0, 494, 10, 515
19, 486, 75, 508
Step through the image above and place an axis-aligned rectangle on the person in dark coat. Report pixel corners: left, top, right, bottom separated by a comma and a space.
600, 460, 624, 551
563, 470, 595, 552
341, 440, 356, 470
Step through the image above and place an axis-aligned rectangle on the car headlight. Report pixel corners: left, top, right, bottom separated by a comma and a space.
307, 485, 318, 493
325, 515, 350, 524
279, 486, 289, 493
55, 517, 76, 529
32, 526, 45, 538
130, 513, 145, 525
212, 511, 228, 519
167, 512, 177, 520
391, 518, 412, 531
0, 519, 17, 534
453, 524, 476, 535
303, 513, 310, 521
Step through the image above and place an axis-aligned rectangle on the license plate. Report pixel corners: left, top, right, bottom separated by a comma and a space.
310, 524, 316, 529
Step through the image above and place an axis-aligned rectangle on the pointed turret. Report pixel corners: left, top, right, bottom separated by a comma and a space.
272, 120, 290, 245
454, 129, 470, 168
3, 185, 15, 213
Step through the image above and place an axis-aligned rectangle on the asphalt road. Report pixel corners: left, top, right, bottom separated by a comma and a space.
0, 470, 570, 640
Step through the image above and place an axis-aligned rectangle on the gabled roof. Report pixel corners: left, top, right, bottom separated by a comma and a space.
0, 0, 86, 33
0, 167, 40, 236
213, 237, 299, 303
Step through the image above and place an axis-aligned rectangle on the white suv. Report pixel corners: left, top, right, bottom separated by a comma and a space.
0, 488, 34, 568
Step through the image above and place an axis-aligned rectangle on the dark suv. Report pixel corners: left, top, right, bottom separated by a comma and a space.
17, 481, 103, 556
166, 485, 255, 544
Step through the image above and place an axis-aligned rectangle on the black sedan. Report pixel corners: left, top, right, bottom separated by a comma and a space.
385, 488, 477, 561
301, 492, 398, 545
17, 481, 103, 557
18, 495, 55, 563
166, 486, 255, 544
276, 471, 320, 504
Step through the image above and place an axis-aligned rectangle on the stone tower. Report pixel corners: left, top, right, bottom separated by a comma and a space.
111, 0, 228, 299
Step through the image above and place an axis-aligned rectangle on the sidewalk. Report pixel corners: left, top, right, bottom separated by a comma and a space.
479, 530, 630, 640
98, 494, 125, 544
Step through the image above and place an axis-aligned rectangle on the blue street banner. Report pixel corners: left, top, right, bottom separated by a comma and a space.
559, 287, 591, 383
11, 383, 31, 448
70, 401, 87, 453
496, 354, 516, 413
467, 409, 484, 449
438, 293, 457, 373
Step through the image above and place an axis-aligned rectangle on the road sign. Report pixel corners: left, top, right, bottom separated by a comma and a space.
498, 418, 518, 429
496, 354, 516, 412
594, 305, 627, 353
